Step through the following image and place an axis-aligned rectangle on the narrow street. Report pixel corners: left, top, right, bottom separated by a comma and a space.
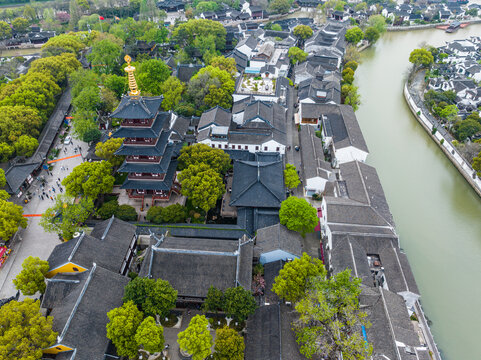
0, 134, 87, 299
285, 86, 304, 198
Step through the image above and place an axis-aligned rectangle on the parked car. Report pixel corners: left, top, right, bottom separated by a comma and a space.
64, 136, 72, 145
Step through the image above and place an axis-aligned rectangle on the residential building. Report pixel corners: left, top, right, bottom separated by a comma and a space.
255, 224, 303, 264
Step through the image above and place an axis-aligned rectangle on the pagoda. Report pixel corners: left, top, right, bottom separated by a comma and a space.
111, 55, 181, 205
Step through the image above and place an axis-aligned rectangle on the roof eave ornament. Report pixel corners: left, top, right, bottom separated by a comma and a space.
124, 55, 140, 98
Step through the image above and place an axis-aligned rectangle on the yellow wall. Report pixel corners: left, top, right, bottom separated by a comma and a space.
43, 344, 73, 354
46, 262, 87, 278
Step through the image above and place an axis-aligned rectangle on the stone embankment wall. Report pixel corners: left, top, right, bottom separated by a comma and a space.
403, 83, 481, 198
388, 18, 481, 31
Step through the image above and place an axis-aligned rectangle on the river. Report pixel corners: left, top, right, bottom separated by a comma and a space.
355, 26, 481, 360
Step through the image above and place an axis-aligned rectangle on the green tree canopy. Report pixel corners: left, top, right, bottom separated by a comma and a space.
409, 48, 434, 68
13, 256, 49, 296
364, 26, 380, 44
178, 143, 231, 173
72, 86, 101, 113
288, 46, 308, 65
160, 76, 185, 111
472, 150, 481, 177
172, 19, 226, 52
123, 277, 178, 317
12, 17, 29, 33
294, 270, 372, 359
106, 301, 144, 359
95, 137, 125, 167
42, 33, 86, 56
202, 285, 224, 313
279, 196, 318, 236
272, 253, 326, 303
342, 67, 355, 85
0, 106, 42, 144
214, 326, 245, 360
14, 135, 38, 157
62, 160, 114, 199
223, 286, 256, 322
103, 74, 127, 98
159, 203, 187, 223
136, 59, 171, 95
293, 25, 313, 40
209, 55, 237, 76
0, 168, 5, 188
146, 205, 163, 223
135, 316, 165, 354
97, 200, 120, 219
455, 118, 481, 141
268, 0, 290, 14
0, 143, 14, 162
284, 163, 300, 189
0, 21, 12, 39
0, 299, 57, 360
29, 53, 81, 86
344, 60, 358, 72
177, 315, 213, 360
186, 66, 235, 112
0, 199, 27, 241
341, 84, 360, 111
368, 14, 387, 33
115, 204, 138, 221
178, 163, 226, 213
345, 26, 364, 44
88, 39, 123, 74
40, 195, 95, 240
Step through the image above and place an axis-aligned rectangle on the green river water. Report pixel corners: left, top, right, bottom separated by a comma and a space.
355, 26, 481, 360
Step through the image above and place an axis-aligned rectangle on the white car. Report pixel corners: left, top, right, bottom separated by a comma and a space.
64, 136, 72, 145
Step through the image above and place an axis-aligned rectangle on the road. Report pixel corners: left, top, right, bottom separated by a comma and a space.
0, 134, 87, 299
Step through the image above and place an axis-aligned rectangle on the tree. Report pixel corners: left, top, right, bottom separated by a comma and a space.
186, 66, 235, 111
177, 315, 213, 360
160, 204, 187, 223
12, 17, 29, 33
273, 253, 325, 303
214, 326, 245, 360
0, 106, 42, 144
0, 143, 14, 162
95, 137, 125, 167
135, 316, 164, 354
0, 299, 57, 360
344, 44, 361, 64
473, 150, 481, 177
123, 277, 178, 317
14, 135, 38, 157
341, 84, 361, 111
364, 26, 380, 44
288, 47, 308, 65
345, 27, 364, 44
72, 86, 101, 112
178, 144, 231, 173
0, 199, 27, 241
0, 21, 12, 39
62, 161, 114, 199
294, 270, 372, 359
172, 19, 226, 53
293, 25, 313, 41
106, 301, 144, 359
455, 118, 481, 141
29, 52, 81, 86
146, 205, 163, 223
42, 33, 85, 56
279, 196, 318, 237
160, 76, 185, 111
115, 204, 138, 221
97, 200, 119, 219
223, 286, 256, 322
409, 48, 434, 68
0, 168, 5, 187
88, 39, 123, 75
202, 285, 224, 313
268, 0, 290, 14
342, 68, 354, 85
368, 14, 387, 33
284, 163, 300, 190
136, 59, 171, 95
40, 195, 95, 240
209, 56, 237, 76
344, 60, 358, 72
69, 0, 82, 28
13, 256, 49, 296
103, 74, 127, 98
439, 104, 458, 122
178, 164, 225, 213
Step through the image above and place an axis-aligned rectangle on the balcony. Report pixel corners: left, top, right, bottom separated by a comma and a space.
121, 118, 153, 127
123, 138, 157, 146
125, 156, 161, 163
128, 173, 166, 181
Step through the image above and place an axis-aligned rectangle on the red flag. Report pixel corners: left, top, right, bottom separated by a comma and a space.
99, 16, 105, 20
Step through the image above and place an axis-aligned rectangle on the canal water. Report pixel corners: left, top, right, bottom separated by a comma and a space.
355, 26, 481, 360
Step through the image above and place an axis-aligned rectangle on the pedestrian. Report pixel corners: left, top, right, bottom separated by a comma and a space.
41, 195, 44, 200
58, 178, 61, 182
50, 196, 54, 201
66, 166, 68, 171
52, 187, 56, 193
42, 191, 46, 196
59, 187, 63, 193
60, 166, 64, 171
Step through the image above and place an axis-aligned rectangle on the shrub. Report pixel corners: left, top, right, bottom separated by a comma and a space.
97, 200, 119, 219
146, 206, 163, 224
161, 204, 187, 223
115, 205, 138, 221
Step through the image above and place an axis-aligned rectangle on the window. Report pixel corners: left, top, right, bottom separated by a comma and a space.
224, 145, 228, 149
211, 144, 215, 148
218, 144, 221, 148
245, 146, 248, 150
264, 146, 268, 151
72, 267, 79, 272
276, 147, 280, 151
238, 145, 241, 150
232, 145, 235, 149
255, 146, 259, 151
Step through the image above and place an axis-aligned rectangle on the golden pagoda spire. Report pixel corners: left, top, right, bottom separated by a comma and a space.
124, 55, 140, 97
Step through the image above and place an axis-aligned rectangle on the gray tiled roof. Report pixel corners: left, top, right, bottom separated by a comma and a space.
110, 95, 163, 119
120, 160, 178, 190
141, 235, 253, 298
245, 305, 281, 360
47, 265, 129, 360
4, 162, 41, 194
112, 112, 170, 139
117, 143, 175, 174
47, 218, 136, 274
230, 159, 286, 208
298, 77, 341, 104
198, 106, 232, 130
299, 125, 332, 181
256, 223, 302, 258
114, 130, 171, 157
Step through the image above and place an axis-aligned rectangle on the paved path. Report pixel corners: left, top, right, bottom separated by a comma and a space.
0, 133, 87, 299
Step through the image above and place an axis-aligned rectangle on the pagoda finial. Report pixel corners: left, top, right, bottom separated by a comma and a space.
124, 55, 140, 97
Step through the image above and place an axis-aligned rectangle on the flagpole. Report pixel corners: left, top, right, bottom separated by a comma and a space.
98, 16, 103, 32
